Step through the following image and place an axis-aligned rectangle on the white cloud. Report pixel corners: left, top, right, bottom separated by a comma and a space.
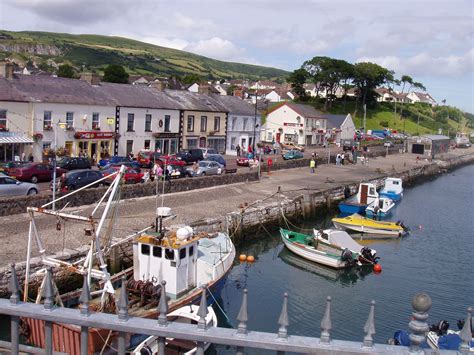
357, 49, 474, 77
184, 37, 252, 62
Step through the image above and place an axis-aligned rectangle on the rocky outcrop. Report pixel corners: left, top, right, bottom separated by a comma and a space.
0, 43, 61, 56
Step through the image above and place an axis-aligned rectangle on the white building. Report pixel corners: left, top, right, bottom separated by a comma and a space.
218, 95, 261, 155
319, 113, 356, 144
263, 103, 327, 146
406, 92, 437, 106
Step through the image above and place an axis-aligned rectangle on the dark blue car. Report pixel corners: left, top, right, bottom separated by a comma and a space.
203, 154, 226, 168
98, 156, 136, 169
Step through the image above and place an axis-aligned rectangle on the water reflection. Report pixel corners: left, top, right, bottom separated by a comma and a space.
278, 247, 373, 286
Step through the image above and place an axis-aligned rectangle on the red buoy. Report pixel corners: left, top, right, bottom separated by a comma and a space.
373, 264, 382, 273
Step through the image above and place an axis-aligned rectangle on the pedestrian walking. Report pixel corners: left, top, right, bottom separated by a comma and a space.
236, 144, 241, 157
310, 158, 316, 173
341, 153, 345, 166
191, 161, 199, 177
336, 153, 341, 166
21, 152, 26, 162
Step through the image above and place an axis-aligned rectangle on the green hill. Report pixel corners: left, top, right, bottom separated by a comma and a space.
0, 30, 288, 80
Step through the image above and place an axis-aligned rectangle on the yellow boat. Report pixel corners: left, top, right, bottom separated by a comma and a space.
332, 214, 408, 237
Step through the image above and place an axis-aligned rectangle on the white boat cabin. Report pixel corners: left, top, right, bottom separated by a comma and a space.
355, 183, 378, 205
133, 227, 198, 299
382, 178, 403, 195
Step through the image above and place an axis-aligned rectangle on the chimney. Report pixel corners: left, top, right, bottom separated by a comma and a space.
80, 72, 100, 85
0, 62, 14, 80
149, 80, 167, 91
233, 88, 244, 99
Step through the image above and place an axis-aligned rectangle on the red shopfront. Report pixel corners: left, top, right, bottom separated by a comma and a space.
74, 131, 114, 162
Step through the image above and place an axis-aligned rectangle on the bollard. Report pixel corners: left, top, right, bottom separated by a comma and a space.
408, 293, 431, 354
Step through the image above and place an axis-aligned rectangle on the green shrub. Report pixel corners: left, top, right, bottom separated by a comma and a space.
380, 121, 389, 127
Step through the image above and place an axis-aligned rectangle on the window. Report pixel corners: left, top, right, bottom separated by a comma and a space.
153, 246, 162, 258
267, 132, 273, 141
170, 139, 177, 154
0, 110, 6, 131
126, 140, 133, 155
214, 116, 220, 132
43, 111, 52, 129
243, 118, 248, 131
189, 246, 194, 256
144, 140, 151, 149
230, 137, 236, 149
165, 248, 175, 260
187, 138, 198, 149
92, 113, 99, 130
141, 244, 150, 255
200, 116, 207, 132
187, 115, 194, 132
164, 115, 170, 132
66, 112, 74, 127
145, 114, 152, 132
231, 117, 236, 130
179, 248, 186, 259
127, 113, 134, 131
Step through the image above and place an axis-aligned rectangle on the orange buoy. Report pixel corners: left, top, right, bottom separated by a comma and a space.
246, 255, 255, 262
239, 254, 247, 262
373, 264, 382, 273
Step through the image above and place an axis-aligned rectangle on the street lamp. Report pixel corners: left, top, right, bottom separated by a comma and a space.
52, 120, 67, 211
253, 90, 258, 153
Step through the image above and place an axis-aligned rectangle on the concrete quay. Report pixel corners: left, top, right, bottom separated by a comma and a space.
0, 147, 473, 296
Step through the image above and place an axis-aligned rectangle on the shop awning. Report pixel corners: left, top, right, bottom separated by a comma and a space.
0, 136, 34, 144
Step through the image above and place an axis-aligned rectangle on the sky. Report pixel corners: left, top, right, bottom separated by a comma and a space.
0, 0, 473, 112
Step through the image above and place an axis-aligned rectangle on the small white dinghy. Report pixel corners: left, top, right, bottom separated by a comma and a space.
130, 305, 217, 354
313, 229, 379, 265
365, 197, 395, 218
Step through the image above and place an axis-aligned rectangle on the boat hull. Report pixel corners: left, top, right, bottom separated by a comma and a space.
281, 231, 348, 269
379, 191, 402, 201
332, 220, 403, 237
338, 202, 368, 214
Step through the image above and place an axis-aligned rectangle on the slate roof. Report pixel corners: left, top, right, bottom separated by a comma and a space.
273, 102, 323, 118
0, 74, 113, 106
422, 134, 449, 141
215, 95, 258, 116
318, 114, 349, 129
164, 89, 228, 112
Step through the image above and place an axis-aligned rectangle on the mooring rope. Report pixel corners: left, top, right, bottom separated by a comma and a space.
206, 286, 234, 327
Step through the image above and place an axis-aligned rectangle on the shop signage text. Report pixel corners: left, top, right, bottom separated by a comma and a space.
74, 131, 115, 139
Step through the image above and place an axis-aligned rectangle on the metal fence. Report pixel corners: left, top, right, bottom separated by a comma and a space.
1, 264, 472, 355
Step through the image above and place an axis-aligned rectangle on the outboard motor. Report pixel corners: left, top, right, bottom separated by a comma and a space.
341, 248, 356, 266
429, 320, 449, 336
361, 246, 379, 264
344, 185, 351, 199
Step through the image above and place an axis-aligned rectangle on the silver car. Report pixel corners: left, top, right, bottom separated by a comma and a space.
0, 174, 39, 197
188, 161, 224, 176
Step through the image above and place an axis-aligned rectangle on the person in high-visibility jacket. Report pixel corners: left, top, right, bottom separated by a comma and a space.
310, 158, 316, 173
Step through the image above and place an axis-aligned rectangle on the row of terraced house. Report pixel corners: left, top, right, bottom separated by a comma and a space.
0, 62, 265, 162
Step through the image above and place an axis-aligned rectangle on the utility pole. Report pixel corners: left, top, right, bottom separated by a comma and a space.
363, 104, 367, 136
417, 114, 420, 136
253, 90, 258, 153
52, 123, 57, 211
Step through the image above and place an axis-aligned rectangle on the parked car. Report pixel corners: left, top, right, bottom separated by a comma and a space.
383, 141, 395, 148
98, 156, 133, 169
166, 165, 193, 179
60, 169, 104, 191
200, 148, 219, 158
282, 150, 304, 160
281, 142, 305, 152
342, 139, 358, 151
57, 157, 91, 170
176, 150, 204, 164
186, 161, 224, 176
102, 167, 144, 185
0, 161, 28, 175
103, 160, 141, 171
0, 173, 39, 197
8, 163, 67, 183
137, 151, 162, 168
204, 154, 226, 168
236, 156, 263, 166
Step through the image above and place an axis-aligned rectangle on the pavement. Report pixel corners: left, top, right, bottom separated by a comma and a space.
0, 147, 472, 268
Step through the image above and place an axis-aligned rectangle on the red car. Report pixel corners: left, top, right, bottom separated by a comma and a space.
236, 156, 250, 166
9, 163, 67, 183
137, 150, 186, 168
102, 167, 144, 184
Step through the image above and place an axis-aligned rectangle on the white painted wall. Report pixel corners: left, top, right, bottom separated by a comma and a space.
225, 113, 261, 155
187, 83, 199, 93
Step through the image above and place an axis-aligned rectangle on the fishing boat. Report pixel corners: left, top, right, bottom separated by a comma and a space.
365, 197, 396, 218
130, 305, 217, 354
332, 214, 408, 237
379, 177, 403, 201
20, 165, 236, 354
338, 183, 378, 214
280, 228, 359, 269
312, 229, 379, 265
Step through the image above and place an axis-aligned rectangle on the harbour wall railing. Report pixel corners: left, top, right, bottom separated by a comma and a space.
1, 265, 472, 354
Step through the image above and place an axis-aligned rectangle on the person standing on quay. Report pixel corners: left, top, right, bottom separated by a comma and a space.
341, 153, 345, 165
236, 144, 241, 157
310, 158, 316, 173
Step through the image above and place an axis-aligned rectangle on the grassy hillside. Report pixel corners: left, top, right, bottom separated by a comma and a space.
0, 30, 288, 80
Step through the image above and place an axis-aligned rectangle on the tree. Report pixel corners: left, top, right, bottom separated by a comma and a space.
287, 68, 309, 99
182, 74, 202, 85
57, 64, 75, 78
353, 62, 393, 109
102, 64, 129, 84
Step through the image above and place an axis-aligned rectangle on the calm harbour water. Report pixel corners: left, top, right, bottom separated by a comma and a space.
212, 164, 473, 351
1, 165, 473, 352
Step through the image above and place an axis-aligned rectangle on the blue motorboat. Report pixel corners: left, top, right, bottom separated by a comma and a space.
365, 197, 395, 218
379, 177, 403, 201
338, 183, 378, 214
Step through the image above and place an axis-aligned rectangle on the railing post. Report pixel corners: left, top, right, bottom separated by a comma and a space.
236, 288, 248, 335
277, 292, 289, 340
196, 286, 208, 355
362, 300, 376, 348
117, 276, 129, 355
408, 293, 431, 354
320, 296, 332, 345
78, 272, 91, 355
458, 306, 473, 354
43, 267, 55, 355
157, 281, 168, 355
9, 263, 20, 355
